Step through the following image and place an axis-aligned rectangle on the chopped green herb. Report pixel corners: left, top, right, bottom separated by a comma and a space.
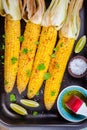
5, 80, 9, 85
11, 57, 18, 64
60, 42, 64, 47
55, 63, 59, 69
33, 111, 38, 116
30, 90, 33, 93
26, 69, 31, 77
18, 36, 24, 42
53, 47, 58, 52
37, 63, 45, 70
51, 53, 56, 58
44, 72, 51, 80
10, 94, 16, 102
2, 44, 5, 49
36, 91, 39, 96
1, 55, 4, 59
34, 41, 39, 45
2, 34, 5, 39
22, 48, 28, 54
51, 91, 56, 96
1, 62, 4, 65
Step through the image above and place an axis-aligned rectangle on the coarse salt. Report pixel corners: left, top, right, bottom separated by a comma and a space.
69, 58, 87, 75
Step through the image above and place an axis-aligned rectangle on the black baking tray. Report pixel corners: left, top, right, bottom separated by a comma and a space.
0, 0, 87, 127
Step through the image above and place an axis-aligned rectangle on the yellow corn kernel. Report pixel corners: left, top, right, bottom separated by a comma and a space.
44, 37, 75, 110
17, 21, 41, 94
27, 26, 57, 99
4, 15, 20, 93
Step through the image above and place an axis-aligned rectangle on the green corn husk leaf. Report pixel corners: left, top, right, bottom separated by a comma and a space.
59, 0, 83, 39
22, 0, 46, 24
2, 0, 22, 20
41, 0, 69, 30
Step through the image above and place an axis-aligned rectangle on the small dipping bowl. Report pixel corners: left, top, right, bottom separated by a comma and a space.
68, 55, 87, 78
57, 85, 87, 122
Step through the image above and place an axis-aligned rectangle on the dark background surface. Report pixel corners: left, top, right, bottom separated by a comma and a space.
0, 0, 87, 129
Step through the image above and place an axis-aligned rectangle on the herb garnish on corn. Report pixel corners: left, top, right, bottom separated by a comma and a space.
17, 0, 45, 94
0, 0, 22, 93
44, 0, 83, 110
10, 93, 16, 102
27, 0, 69, 99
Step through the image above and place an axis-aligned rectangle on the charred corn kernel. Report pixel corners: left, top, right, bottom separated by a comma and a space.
27, 26, 57, 99
17, 21, 41, 94
4, 15, 20, 93
44, 37, 75, 110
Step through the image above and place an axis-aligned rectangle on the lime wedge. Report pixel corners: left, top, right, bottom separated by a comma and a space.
75, 35, 86, 53
20, 99, 39, 107
10, 103, 28, 115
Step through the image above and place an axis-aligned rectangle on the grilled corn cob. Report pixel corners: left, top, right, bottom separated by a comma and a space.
4, 15, 20, 93
17, 0, 45, 94
27, 0, 69, 98
44, 38, 74, 110
1, 0, 21, 93
44, 0, 83, 110
28, 26, 57, 98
